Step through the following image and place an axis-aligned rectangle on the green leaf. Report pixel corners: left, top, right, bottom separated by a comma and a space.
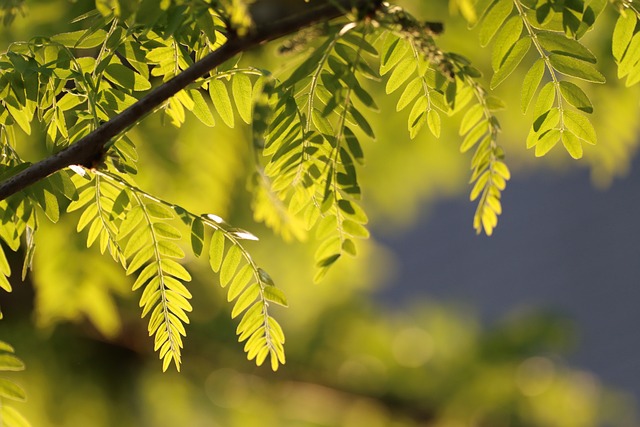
263, 285, 288, 307
537, 31, 597, 63
0, 342, 14, 353
0, 275, 10, 293
188, 89, 215, 127
386, 58, 417, 94
209, 79, 235, 127
342, 219, 369, 238
427, 109, 441, 138
51, 29, 107, 48
0, 378, 25, 402
0, 354, 24, 371
558, 81, 593, 113
316, 215, 337, 240
311, 108, 333, 135
237, 303, 262, 335
548, 54, 605, 83
104, 63, 151, 91
161, 259, 192, 282
77, 203, 98, 232
344, 127, 364, 164
479, 0, 513, 47
119, 206, 143, 239
6, 103, 32, 135
521, 59, 545, 113
164, 276, 192, 299
625, 60, 640, 86
461, 122, 489, 153
460, 104, 484, 135
470, 171, 489, 201
145, 202, 174, 219
534, 107, 560, 134
562, 109, 596, 145
618, 32, 640, 78
380, 36, 410, 75
209, 230, 225, 272
232, 73, 252, 124
220, 244, 242, 287
124, 227, 151, 260
133, 264, 156, 290
408, 96, 427, 139
257, 268, 275, 286
491, 37, 531, 89
30, 181, 59, 223
153, 222, 181, 240
534, 129, 561, 156
491, 16, 523, 71
612, 11, 636, 62
533, 81, 556, 121
493, 161, 511, 180
485, 96, 506, 111
190, 218, 205, 257
57, 93, 84, 111
0, 405, 30, 427
561, 131, 583, 159
126, 245, 154, 274
396, 77, 422, 111
348, 106, 374, 139
231, 283, 260, 318
227, 264, 254, 301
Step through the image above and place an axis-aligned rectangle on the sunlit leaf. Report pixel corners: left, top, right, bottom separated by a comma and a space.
559, 81, 593, 113
491, 37, 530, 89
521, 59, 545, 113
479, 0, 513, 47
612, 11, 636, 62
209, 79, 235, 127
232, 73, 253, 124
548, 54, 605, 83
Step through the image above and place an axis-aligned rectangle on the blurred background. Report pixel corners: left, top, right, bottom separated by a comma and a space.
2, 0, 640, 425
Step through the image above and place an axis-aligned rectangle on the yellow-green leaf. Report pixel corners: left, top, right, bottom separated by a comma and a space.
535, 129, 561, 156
559, 81, 593, 114
188, 89, 215, 127
491, 37, 530, 89
561, 131, 583, 159
208, 230, 225, 272
232, 73, 252, 124
209, 79, 235, 127
105, 63, 151, 91
549, 54, 605, 83
612, 11, 636, 62
521, 59, 545, 113
479, 0, 513, 47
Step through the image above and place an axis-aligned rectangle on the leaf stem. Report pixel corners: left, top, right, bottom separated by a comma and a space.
513, 0, 565, 130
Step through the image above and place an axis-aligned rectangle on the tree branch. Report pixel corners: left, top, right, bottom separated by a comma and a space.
0, 0, 432, 200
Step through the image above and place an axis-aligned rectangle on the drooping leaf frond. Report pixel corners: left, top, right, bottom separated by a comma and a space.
91, 171, 288, 371
258, 21, 376, 280
206, 215, 287, 370
475, 0, 604, 159
119, 188, 192, 372
376, 6, 509, 235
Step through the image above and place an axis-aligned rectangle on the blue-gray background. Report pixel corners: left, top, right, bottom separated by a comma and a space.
377, 155, 640, 401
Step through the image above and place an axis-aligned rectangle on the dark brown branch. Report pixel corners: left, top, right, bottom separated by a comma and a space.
0, 0, 401, 200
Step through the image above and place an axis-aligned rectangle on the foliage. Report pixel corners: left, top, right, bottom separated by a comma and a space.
0, 340, 28, 427
0, 0, 639, 423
